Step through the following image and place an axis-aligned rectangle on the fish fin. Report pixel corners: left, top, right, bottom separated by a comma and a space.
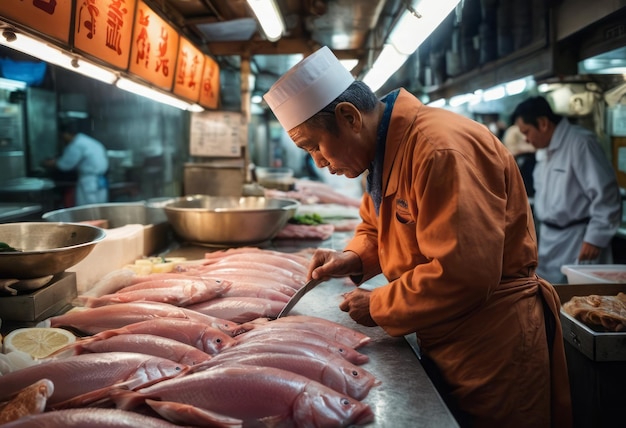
108, 388, 143, 410
146, 399, 242, 427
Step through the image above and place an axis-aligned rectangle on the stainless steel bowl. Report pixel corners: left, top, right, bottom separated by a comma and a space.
164, 195, 299, 246
0, 222, 106, 279
42, 202, 167, 227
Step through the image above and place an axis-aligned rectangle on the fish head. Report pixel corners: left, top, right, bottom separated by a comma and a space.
199, 328, 238, 355
294, 383, 375, 427
129, 358, 190, 390
322, 359, 382, 401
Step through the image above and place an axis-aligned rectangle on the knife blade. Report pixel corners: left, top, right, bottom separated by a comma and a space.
275, 278, 324, 318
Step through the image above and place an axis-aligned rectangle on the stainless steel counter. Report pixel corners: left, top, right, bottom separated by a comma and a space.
166, 232, 460, 428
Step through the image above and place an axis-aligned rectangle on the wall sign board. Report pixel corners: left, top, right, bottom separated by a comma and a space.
173, 37, 204, 103
190, 111, 246, 158
0, 0, 73, 44
199, 54, 220, 109
73, 0, 137, 70
128, 0, 178, 90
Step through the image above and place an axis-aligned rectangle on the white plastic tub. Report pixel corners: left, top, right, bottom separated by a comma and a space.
561, 264, 626, 284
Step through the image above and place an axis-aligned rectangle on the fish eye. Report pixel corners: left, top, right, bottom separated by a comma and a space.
341, 398, 350, 406
215, 338, 222, 343
351, 370, 359, 377
338, 348, 345, 354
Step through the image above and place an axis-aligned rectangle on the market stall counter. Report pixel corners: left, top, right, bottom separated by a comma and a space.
165, 232, 460, 428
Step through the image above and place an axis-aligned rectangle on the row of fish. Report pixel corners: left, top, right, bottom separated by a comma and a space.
0, 247, 380, 426
74, 247, 315, 323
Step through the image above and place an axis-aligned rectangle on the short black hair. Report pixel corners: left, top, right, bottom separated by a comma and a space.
58, 119, 82, 135
302, 80, 379, 134
511, 96, 562, 128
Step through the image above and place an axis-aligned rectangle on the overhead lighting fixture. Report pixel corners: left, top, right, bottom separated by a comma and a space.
504, 77, 530, 96
247, 0, 285, 42
0, 31, 117, 84
428, 98, 446, 108
362, 0, 461, 92
116, 77, 200, 111
482, 85, 506, 102
0, 77, 27, 91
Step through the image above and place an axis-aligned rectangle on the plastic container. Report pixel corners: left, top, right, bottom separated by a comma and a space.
561, 264, 626, 284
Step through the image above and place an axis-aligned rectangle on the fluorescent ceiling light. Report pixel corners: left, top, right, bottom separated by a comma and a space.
0, 77, 27, 91
427, 98, 446, 107
389, 0, 461, 55
362, 0, 461, 92
362, 44, 409, 92
116, 77, 194, 111
247, 0, 284, 42
504, 77, 528, 96
482, 85, 506, 102
0, 31, 117, 84
449, 93, 477, 107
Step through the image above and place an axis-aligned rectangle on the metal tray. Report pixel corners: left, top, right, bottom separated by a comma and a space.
556, 283, 626, 362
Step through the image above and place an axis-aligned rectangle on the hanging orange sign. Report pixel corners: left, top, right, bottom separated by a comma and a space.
198, 54, 220, 109
173, 37, 204, 103
0, 0, 73, 44
73, 0, 137, 70
128, 0, 178, 90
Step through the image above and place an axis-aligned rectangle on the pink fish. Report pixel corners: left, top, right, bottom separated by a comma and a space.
0, 352, 188, 408
52, 334, 214, 365
82, 277, 231, 308
233, 329, 370, 365
220, 282, 291, 302
0, 408, 189, 428
220, 338, 370, 365
203, 351, 381, 400
186, 297, 286, 323
237, 315, 372, 349
192, 266, 303, 289
205, 252, 308, 275
87, 317, 237, 354
113, 365, 374, 427
202, 247, 312, 266
48, 302, 243, 336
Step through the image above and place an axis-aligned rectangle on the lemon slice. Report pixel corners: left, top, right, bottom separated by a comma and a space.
3, 328, 76, 359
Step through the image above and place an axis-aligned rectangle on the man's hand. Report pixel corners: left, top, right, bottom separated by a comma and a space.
578, 241, 601, 263
339, 288, 377, 327
307, 248, 362, 281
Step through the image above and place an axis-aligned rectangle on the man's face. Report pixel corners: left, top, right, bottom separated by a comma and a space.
515, 117, 551, 149
288, 122, 370, 179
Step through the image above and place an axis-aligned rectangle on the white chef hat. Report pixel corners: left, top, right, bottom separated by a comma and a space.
263, 46, 355, 131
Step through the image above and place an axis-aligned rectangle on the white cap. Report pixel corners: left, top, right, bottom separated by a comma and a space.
263, 46, 355, 131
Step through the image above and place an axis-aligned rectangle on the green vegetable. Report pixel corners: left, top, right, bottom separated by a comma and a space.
0, 242, 21, 252
289, 213, 325, 225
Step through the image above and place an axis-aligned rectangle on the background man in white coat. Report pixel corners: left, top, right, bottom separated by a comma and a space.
512, 96, 622, 283
44, 119, 109, 206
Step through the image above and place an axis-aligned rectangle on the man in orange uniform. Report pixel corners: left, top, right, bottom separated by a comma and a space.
264, 46, 572, 427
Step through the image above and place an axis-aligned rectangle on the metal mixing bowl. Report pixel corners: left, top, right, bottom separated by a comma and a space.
163, 195, 299, 246
0, 222, 106, 279
42, 202, 167, 227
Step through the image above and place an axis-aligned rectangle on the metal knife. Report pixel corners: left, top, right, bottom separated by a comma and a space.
275, 278, 324, 318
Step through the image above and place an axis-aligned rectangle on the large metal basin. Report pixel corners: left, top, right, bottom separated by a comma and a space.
164, 195, 299, 246
0, 222, 106, 279
42, 202, 167, 227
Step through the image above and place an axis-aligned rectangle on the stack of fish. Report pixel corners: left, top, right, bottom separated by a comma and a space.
0, 247, 380, 427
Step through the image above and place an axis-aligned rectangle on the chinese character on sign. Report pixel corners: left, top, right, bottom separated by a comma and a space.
176, 50, 187, 85
106, 0, 128, 55
155, 27, 169, 76
188, 54, 199, 89
135, 8, 151, 67
33, 0, 57, 14
78, 0, 100, 40
203, 66, 215, 99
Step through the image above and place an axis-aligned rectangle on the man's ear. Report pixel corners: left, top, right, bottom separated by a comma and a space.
537, 116, 549, 132
335, 102, 362, 131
